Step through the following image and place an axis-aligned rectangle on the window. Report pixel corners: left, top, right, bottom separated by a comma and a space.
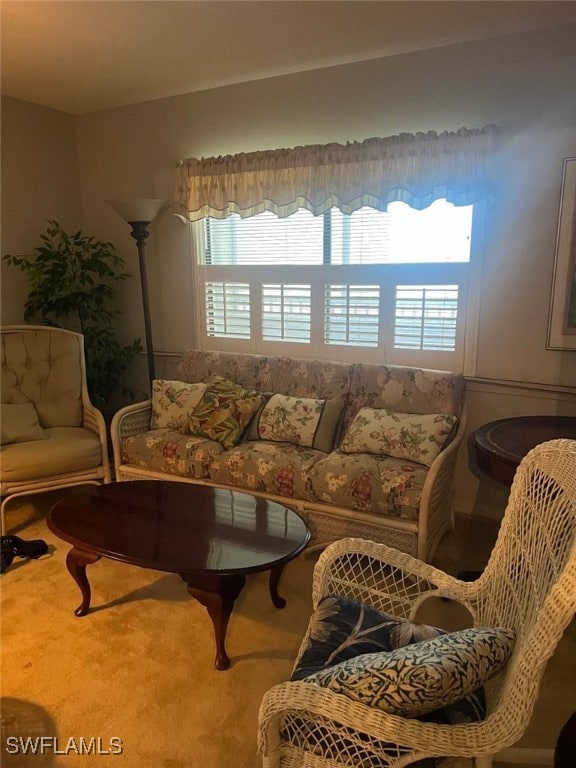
193, 200, 475, 371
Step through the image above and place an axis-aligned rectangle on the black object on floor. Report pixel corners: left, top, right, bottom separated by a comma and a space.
555, 711, 576, 768
0, 535, 48, 574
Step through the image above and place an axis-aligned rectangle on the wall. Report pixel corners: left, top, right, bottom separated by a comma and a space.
3, 25, 576, 516
0, 96, 82, 323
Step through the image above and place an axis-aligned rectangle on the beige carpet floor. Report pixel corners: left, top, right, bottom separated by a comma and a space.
1, 491, 574, 768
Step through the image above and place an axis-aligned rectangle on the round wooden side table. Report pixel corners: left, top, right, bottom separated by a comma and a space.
474, 415, 576, 486
458, 415, 576, 585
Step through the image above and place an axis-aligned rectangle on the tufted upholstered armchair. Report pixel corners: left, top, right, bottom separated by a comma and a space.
0, 325, 111, 533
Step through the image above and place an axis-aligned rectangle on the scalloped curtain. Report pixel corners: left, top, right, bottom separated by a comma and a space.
176, 125, 496, 221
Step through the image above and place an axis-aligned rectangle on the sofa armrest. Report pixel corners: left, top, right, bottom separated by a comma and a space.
110, 400, 152, 472
417, 403, 468, 561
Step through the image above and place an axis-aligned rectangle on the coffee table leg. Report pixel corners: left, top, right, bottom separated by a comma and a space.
181, 573, 246, 670
66, 547, 101, 617
269, 564, 287, 608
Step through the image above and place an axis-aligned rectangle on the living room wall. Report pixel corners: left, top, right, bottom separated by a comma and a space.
0, 97, 82, 324
2, 23, 575, 518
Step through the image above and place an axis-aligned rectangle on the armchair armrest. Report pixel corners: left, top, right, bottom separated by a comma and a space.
312, 537, 478, 620
82, 400, 108, 441
82, 401, 111, 477
110, 399, 152, 472
258, 680, 489, 766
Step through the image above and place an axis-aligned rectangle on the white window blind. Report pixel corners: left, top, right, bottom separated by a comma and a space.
206, 209, 323, 265
195, 200, 474, 370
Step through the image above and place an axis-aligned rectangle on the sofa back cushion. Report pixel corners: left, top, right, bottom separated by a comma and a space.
177, 349, 272, 391
177, 350, 355, 401
265, 355, 354, 401
175, 350, 465, 448
345, 362, 465, 432
1, 328, 84, 427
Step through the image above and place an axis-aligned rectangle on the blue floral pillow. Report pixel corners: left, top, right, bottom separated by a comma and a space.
292, 596, 514, 724
302, 626, 515, 718
292, 595, 444, 678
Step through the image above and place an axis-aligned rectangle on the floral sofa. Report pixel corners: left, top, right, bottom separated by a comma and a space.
111, 349, 466, 561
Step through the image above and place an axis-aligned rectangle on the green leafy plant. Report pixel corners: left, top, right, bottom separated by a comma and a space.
3, 219, 143, 410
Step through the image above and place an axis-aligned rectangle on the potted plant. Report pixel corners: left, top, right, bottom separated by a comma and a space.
3, 219, 143, 411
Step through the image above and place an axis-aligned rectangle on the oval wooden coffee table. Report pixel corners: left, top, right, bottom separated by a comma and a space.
48, 481, 310, 669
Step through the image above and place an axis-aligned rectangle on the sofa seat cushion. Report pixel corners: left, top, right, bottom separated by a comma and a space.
0, 427, 103, 483
308, 451, 427, 520
121, 429, 223, 479
208, 441, 326, 500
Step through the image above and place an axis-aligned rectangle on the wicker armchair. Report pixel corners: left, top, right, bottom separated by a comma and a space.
259, 438, 576, 767
1, 325, 111, 533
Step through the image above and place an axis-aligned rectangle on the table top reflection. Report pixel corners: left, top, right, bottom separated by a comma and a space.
48, 481, 310, 575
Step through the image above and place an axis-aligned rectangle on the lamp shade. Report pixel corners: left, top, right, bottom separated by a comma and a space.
106, 198, 167, 223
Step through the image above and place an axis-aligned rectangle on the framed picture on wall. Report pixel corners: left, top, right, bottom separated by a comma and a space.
548, 157, 576, 350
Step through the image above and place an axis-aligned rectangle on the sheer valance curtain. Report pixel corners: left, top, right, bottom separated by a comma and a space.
175, 125, 496, 221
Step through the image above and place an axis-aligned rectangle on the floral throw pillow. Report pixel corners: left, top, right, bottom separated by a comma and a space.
302, 626, 515, 718
150, 379, 207, 431
340, 407, 457, 467
187, 375, 265, 449
248, 394, 343, 452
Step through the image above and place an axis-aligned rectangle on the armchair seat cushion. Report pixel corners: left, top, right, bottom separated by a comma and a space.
308, 452, 427, 520
208, 441, 326, 500
121, 429, 224, 479
0, 427, 103, 483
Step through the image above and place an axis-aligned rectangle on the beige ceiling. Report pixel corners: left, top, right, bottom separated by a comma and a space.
2, 0, 576, 115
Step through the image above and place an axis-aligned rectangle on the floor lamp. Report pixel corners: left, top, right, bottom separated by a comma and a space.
106, 198, 167, 384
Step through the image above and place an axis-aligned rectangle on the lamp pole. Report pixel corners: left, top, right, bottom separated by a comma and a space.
128, 220, 156, 382
105, 198, 167, 387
